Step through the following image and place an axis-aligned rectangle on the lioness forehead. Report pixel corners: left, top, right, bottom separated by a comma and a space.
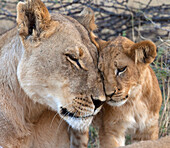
51, 13, 98, 66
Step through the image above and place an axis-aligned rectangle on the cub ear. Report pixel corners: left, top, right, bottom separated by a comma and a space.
16, 0, 57, 42
127, 40, 157, 65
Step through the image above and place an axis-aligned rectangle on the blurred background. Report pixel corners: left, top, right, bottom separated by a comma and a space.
0, 0, 169, 147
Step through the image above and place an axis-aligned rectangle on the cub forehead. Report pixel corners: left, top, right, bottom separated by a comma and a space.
101, 36, 135, 59
102, 48, 124, 63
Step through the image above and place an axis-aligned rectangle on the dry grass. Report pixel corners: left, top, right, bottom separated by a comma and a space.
155, 39, 170, 137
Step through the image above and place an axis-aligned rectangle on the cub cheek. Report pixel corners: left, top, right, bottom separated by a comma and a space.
128, 85, 142, 98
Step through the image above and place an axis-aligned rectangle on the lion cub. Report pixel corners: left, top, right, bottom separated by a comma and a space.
95, 36, 162, 147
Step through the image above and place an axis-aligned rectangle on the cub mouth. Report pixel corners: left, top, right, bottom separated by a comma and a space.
60, 107, 93, 119
107, 95, 128, 106
111, 95, 128, 102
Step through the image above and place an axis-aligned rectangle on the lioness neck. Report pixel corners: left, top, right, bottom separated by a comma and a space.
0, 28, 46, 136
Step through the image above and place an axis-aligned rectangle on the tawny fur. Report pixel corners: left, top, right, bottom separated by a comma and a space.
68, 8, 98, 148
94, 36, 162, 147
120, 136, 170, 148
69, 128, 89, 148
0, 1, 105, 147
75, 8, 162, 148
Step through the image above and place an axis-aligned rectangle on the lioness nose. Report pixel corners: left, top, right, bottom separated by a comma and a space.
91, 95, 104, 111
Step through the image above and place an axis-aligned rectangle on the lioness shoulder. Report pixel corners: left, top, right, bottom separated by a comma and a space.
0, 1, 105, 147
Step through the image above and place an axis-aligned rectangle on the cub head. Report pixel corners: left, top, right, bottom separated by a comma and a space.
16, 0, 105, 131
98, 37, 157, 106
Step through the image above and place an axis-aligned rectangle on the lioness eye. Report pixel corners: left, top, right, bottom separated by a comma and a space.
65, 54, 82, 69
117, 66, 127, 76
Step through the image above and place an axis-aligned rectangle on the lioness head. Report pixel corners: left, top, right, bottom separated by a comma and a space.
16, 0, 105, 131
98, 37, 157, 106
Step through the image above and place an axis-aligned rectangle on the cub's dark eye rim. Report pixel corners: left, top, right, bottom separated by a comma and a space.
65, 53, 82, 69
117, 66, 127, 76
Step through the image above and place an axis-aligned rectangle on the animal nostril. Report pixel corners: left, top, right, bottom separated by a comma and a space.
91, 95, 104, 111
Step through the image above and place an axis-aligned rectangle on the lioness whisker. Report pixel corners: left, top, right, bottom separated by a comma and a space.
50, 102, 73, 128
56, 108, 75, 134
50, 112, 58, 128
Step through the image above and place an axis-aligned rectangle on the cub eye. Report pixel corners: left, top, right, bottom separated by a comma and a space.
116, 66, 127, 76
65, 54, 82, 69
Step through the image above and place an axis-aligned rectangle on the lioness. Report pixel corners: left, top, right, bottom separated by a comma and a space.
75, 8, 162, 148
0, 0, 105, 147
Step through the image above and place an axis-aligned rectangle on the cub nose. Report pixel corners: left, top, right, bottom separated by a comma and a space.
91, 95, 105, 111
106, 90, 116, 98
106, 92, 114, 98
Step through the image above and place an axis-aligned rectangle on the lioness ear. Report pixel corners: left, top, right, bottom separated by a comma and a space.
127, 40, 157, 65
16, 0, 57, 42
76, 7, 110, 51
76, 7, 97, 32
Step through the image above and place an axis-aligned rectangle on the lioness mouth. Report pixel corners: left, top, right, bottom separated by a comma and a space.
60, 107, 93, 119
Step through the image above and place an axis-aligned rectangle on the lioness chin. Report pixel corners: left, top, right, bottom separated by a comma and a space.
0, 0, 105, 147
